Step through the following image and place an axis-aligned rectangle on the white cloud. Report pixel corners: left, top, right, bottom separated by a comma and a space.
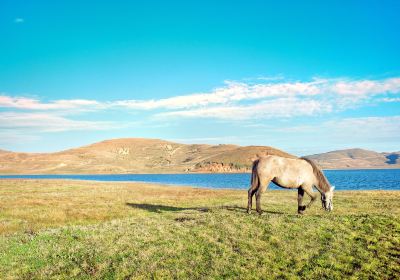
14, 18, 24, 23
379, 97, 400, 102
265, 115, 400, 154
0, 130, 40, 146
112, 80, 323, 110
1, 76, 400, 122
324, 116, 400, 137
0, 112, 117, 132
331, 77, 400, 96
0, 95, 102, 111
157, 98, 332, 120
253, 75, 285, 81
115, 77, 399, 111
276, 116, 400, 143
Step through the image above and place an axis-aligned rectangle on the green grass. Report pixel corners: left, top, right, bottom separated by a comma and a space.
0, 179, 399, 279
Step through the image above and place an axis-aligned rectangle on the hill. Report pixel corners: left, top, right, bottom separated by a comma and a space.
0, 140, 398, 174
306, 148, 400, 169
0, 138, 294, 174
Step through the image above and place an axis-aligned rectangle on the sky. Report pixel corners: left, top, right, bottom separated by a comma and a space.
1, 0, 400, 155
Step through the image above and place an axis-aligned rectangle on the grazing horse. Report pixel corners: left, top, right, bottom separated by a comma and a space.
247, 155, 334, 214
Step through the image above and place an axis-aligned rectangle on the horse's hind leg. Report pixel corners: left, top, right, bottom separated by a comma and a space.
256, 179, 270, 214
298, 187, 306, 214
247, 186, 258, 214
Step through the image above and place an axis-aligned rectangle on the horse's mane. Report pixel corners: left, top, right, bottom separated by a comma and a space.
301, 157, 331, 193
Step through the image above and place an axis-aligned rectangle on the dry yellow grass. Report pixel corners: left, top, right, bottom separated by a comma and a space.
0, 179, 238, 234
1, 179, 399, 235
0, 179, 399, 279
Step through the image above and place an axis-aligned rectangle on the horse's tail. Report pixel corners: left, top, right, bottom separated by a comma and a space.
301, 157, 331, 192
251, 159, 260, 189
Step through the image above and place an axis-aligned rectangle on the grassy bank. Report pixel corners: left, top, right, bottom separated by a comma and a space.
0, 180, 399, 279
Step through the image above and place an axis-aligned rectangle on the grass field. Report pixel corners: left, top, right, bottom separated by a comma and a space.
0, 179, 399, 279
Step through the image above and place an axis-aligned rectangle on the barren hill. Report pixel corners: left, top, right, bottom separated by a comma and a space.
0, 138, 294, 174
0, 140, 398, 174
305, 148, 400, 169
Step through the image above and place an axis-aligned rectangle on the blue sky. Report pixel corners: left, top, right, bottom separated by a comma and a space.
1, 0, 400, 155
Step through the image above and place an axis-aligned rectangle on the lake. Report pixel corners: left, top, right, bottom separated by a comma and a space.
0, 169, 399, 191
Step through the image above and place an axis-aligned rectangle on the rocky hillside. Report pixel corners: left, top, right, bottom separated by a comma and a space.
306, 148, 400, 169
0, 138, 294, 174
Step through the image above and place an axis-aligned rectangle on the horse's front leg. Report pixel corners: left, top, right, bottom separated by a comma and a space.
303, 186, 317, 209
298, 187, 306, 214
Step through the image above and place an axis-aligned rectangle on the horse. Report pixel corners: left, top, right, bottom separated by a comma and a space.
247, 155, 334, 214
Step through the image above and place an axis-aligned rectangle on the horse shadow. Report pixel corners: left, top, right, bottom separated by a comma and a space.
126, 203, 287, 215
221, 205, 286, 215
125, 203, 209, 213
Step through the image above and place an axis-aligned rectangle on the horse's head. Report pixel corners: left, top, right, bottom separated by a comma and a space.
321, 186, 334, 211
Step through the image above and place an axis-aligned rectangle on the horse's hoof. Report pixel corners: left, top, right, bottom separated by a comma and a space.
257, 210, 263, 215
247, 210, 251, 214
297, 206, 306, 214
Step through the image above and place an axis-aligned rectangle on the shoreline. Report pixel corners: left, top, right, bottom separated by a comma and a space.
0, 178, 399, 192
0, 166, 400, 176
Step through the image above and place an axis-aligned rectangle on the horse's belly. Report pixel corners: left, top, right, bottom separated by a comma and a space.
273, 176, 302, 189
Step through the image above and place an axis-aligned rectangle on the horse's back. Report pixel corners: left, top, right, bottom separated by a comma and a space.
256, 155, 315, 188
257, 155, 308, 169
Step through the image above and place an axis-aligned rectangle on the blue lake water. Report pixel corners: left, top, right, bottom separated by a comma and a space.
0, 169, 399, 191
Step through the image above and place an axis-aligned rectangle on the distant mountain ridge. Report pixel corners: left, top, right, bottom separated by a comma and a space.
306, 148, 400, 169
0, 139, 398, 174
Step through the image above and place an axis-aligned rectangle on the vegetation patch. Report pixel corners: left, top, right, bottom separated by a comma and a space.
0, 179, 399, 279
